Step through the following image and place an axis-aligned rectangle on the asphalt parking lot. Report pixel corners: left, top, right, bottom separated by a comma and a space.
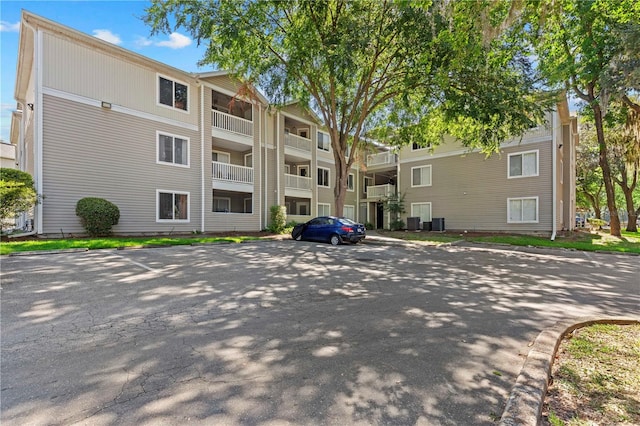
1, 239, 638, 425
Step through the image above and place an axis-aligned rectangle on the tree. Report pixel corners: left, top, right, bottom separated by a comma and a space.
520, 0, 640, 236
144, 0, 551, 216
575, 128, 606, 218
0, 168, 38, 230
607, 102, 640, 232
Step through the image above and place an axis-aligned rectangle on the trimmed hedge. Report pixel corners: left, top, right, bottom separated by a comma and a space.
76, 197, 120, 236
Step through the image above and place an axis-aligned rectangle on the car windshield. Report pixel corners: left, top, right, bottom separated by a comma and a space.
338, 218, 357, 225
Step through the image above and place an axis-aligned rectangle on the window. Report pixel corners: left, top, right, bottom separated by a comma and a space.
244, 198, 252, 213
412, 142, 430, 150
212, 151, 230, 163
317, 132, 330, 151
411, 202, 432, 223
508, 197, 538, 223
298, 128, 309, 139
508, 150, 538, 178
157, 132, 189, 166
245, 153, 253, 167
213, 197, 231, 212
318, 203, 331, 216
343, 205, 355, 221
364, 177, 373, 194
157, 190, 189, 221
158, 75, 188, 111
347, 173, 355, 191
411, 165, 432, 187
318, 167, 330, 187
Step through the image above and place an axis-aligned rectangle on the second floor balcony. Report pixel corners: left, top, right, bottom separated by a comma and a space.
212, 161, 254, 193
366, 184, 395, 200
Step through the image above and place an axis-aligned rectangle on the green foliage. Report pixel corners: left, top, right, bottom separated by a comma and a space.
588, 218, 607, 228
144, 0, 550, 215
364, 222, 374, 230
267, 205, 287, 234
0, 168, 39, 227
390, 219, 405, 231
75, 197, 120, 237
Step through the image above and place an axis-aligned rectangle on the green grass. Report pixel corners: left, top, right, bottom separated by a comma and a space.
0, 235, 259, 255
380, 229, 640, 254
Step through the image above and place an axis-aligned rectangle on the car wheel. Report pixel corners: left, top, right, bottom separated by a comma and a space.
330, 234, 341, 246
295, 234, 303, 241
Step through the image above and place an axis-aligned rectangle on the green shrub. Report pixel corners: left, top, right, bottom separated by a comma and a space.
76, 197, 120, 236
0, 168, 39, 228
267, 205, 287, 233
390, 219, 405, 231
364, 222, 374, 230
588, 218, 607, 229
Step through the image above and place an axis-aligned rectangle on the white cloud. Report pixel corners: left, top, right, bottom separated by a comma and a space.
92, 29, 122, 45
0, 21, 20, 32
134, 36, 153, 48
156, 32, 192, 49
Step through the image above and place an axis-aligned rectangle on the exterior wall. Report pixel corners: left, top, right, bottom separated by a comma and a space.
42, 33, 199, 128
399, 138, 554, 232
41, 94, 202, 234
1, 143, 16, 168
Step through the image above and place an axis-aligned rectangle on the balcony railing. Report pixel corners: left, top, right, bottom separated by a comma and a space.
284, 133, 312, 152
212, 109, 253, 137
366, 184, 395, 199
366, 152, 396, 167
212, 161, 253, 184
285, 173, 312, 190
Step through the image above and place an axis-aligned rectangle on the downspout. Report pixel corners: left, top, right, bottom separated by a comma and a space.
258, 103, 262, 229
276, 111, 280, 207
31, 20, 44, 235
264, 107, 268, 228
550, 112, 557, 241
200, 83, 205, 232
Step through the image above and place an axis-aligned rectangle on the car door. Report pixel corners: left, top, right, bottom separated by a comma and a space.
303, 218, 323, 241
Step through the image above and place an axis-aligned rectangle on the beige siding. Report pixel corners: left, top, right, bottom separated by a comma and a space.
400, 141, 553, 232
41, 94, 202, 235
42, 33, 198, 127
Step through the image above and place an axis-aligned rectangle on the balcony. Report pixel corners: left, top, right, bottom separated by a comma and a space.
284, 133, 312, 159
212, 161, 254, 192
366, 152, 397, 169
212, 110, 253, 144
366, 184, 395, 200
285, 173, 312, 198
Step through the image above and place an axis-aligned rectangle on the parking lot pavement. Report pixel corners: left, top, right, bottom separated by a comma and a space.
1, 241, 638, 425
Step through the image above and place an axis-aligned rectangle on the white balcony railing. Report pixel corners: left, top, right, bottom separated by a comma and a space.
366, 184, 395, 199
212, 161, 253, 184
212, 109, 253, 137
285, 173, 312, 190
284, 133, 312, 152
366, 152, 396, 167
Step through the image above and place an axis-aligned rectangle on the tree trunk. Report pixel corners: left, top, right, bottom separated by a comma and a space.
332, 138, 348, 217
593, 104, 622, 237
622, 189, 638, 232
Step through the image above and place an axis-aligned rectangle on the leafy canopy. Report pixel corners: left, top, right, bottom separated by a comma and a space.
0, 168, 38, 226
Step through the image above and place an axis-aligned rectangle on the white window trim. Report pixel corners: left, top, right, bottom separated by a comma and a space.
317, 131, 331, 152
343, 204, 355, 220
411, 142, 429, 151
317, 202, 331, 216
244, 153, 253, 167
212, 150, 230, 163
411, 165, 432, 187
507, 196, 539, 223
244, 197, 253, 213
213, 196, 232, 213
318, 166, 331, 187
507, 149, 539, 179
411, 202, 432, 222
156, 189, 190, 223
157, 73, 190, 113
298, 201, 310, 215
347, 173, 355, 192
156, 131, 190, 168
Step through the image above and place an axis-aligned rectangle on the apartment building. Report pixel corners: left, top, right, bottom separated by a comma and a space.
11, 11, 577, 237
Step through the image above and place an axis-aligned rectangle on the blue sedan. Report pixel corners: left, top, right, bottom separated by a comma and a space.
291, 216, 366, 245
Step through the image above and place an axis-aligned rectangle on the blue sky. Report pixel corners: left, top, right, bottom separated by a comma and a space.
0, 0, 212, 143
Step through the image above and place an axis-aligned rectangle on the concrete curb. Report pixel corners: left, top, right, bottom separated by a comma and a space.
499, 316, 640, 426
9, 248, 89, 256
